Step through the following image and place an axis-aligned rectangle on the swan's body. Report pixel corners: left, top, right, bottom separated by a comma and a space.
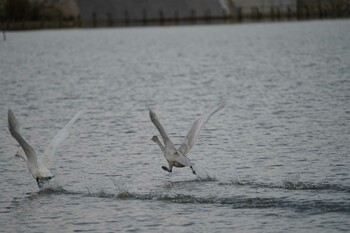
8, 109, 83, 189
149, 102, 224, 174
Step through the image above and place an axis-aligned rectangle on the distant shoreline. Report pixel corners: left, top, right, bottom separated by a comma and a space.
1, 12, 349, 31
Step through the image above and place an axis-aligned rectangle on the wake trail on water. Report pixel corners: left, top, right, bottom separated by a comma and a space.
25, 174, 350, 214
111, 191, 350, 213
218, 179, 350, 192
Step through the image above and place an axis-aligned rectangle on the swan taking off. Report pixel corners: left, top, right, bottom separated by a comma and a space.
8, 109, 84, 189
149, 102, 224, 175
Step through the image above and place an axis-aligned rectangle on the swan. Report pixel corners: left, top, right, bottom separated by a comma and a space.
8, 109, 84, 189
149, 102, 224, 175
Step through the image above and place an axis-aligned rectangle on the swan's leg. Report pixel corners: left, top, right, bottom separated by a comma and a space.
161, 166, 172, 173
36, 178, 41, 188
190, 166, 196, 175
36, 177, 52, 189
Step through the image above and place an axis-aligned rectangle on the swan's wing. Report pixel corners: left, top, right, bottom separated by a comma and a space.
149, 109, 177, 155
8, 109, 39, 168
42, 110, 84, 168
178, 102, 224, 155
175, 155, 194, 167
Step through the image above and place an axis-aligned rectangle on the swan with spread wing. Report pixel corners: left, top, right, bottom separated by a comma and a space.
149, 102, 224, 175
8, 109, 84, 189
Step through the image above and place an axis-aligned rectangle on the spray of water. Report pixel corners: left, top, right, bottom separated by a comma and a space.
195, 168, 218, 181
81, 175, 94, 195
109, 177, 130, 196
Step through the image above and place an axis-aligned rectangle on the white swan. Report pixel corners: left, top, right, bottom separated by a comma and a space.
149, 102, 224, 174
8, 109, 84, 189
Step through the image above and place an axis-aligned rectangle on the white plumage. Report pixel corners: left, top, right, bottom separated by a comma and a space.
150, 102, 224, 174
8, 109, 84, 189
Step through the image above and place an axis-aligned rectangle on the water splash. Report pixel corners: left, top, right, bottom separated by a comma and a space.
81, 175, 94, 195
38, 179, 66, 193
195, 170, 218, 181
109, 177, 129, 196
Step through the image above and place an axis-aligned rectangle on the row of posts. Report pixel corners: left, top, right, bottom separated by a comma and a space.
89, 9, 229, 27
2, 5, 349, 30
88, 6, 348, 27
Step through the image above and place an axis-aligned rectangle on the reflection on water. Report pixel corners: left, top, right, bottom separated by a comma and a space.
0, 20, 350, 232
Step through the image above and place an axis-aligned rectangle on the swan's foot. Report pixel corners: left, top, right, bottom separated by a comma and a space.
36, 177, 52, 189
190, 166, 196, 175
162, 166, 172, 173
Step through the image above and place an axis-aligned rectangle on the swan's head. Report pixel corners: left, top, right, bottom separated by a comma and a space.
149, 110, 158, 121
151, 135, 159, 142
36, 176, 53, 189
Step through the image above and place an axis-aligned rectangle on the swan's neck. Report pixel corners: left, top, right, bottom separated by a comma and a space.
153, 137, 165, 154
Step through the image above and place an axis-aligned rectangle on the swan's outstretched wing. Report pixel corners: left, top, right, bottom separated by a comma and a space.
149, 110, 177, 155
178, 102, 224, 155
42, 110, 84, 168
8, 109, 39, 169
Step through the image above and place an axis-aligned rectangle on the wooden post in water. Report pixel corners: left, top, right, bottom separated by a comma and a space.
251, 7, 260, 21
107, 13, 114, 27
270, 7, 275, 21
77, 15, 82, 27
237, 7, 242, 22
257, 7, 262, 21
124, 9, 129, 26
142, 8, 147, 25
304, 5, 310, 19
2, 28, 5, 41
159, 10, 164, 25
190, 9, 196, 24
174, 10, 179, 25
2, 21, 7, 41
92, 12, 97, 27
336, 4, 341, 18
287, 6, 292, 20
297, 6, 301, 20
58, 16, 63, 28
222, 9, 228, 23
251, 7, 256, 21
205, 9, 211, 23
318, 5, 323, 19
324, 9, 328, 18
276, 7, 281, 20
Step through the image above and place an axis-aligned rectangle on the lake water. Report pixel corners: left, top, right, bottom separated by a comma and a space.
0, 20, 349, 232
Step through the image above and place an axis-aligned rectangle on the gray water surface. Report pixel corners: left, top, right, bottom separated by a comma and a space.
0, 20, 350, 232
